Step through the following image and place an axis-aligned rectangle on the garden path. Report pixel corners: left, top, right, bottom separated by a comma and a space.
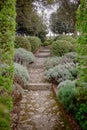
19, 46, 70, 130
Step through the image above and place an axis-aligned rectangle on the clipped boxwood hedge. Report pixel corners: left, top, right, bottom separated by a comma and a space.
15, 36, 31, 51
0, 0, 16, 129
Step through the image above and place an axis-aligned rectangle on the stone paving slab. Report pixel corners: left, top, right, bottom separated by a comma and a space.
35, 52, 50, 58
39, 50, 50, 53
19, 91, 68, 130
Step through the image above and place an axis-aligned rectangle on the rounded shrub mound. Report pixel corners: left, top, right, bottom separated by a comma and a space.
58, 80, 76, 89
64, 52, 78, 63
51, 40, 73, 56
14, 63, 29, 87
15, 48, 35, 66
45, 57, 62, 69
42, 39, 54, 46
57, 80, 77, 112
45, 62, 76, 84
28, 36, 41, 52
45, 52, 77, 70
15, 36, 31, 51
41, 41, 50, 46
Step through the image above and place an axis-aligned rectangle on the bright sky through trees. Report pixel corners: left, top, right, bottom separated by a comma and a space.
33, 1, 58, 36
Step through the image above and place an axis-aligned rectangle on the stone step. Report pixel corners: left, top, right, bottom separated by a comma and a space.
24, 83, 52, 91
35, 52, 50, 58
39, 50, 50, 53
29, 65, 45, 69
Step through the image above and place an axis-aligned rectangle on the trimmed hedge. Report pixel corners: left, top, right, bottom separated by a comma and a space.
15, 36, 31, 51
15, 48, 35, 66
0, 0, 16, 129
51, 40, 74, 56
28, 36, 41, 52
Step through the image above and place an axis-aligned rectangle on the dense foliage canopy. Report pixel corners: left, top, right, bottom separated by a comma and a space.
50, 0, 80, 34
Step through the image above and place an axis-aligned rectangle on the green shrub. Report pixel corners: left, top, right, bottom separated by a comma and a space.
14, 63, 29, 87
45, 57, 62, 69
64, 52, 77, 62
45, 52, 77, 70
41, 41, 50, 46
57, 80, 76, 89
76, 1, 87, 129
77, 34, 87, 56
0, 0, 16, 129
57, 35, 77, 44
75, 87, 87, 130
57, 80, 77, 112
75, 102, 87, 130
15, 48, 35, 66
28, 36, 41, 52
60, 52, 78, 65
41, 39, 54, 46
45, 63, 76, 84
51, 40, 74, 56
15, 36, 31, 51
